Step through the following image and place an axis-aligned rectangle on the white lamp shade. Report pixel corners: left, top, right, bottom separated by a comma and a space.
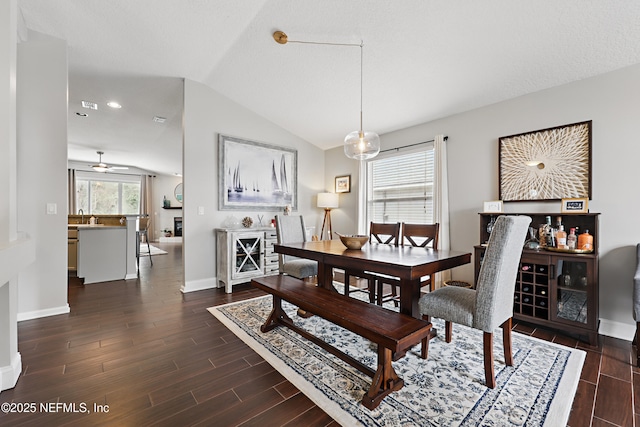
317, 192, 339, 209
344, 130, 380, 160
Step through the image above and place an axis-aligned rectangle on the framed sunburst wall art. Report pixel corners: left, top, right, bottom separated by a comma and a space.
499, 120, 592, 202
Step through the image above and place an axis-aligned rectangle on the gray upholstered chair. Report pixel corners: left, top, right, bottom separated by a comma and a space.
633, 244, 640, 366
419, 215, 531, 388
275, 215, 318, 279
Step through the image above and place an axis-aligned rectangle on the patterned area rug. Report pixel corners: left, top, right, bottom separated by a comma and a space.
208, 286, 584, 426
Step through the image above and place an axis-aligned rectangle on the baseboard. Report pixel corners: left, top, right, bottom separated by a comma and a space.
181, 277, 218, 293
17, 304, 70, 322
0, 352, 22, 392
125, 273, 138, 280
598, 318, 635, 342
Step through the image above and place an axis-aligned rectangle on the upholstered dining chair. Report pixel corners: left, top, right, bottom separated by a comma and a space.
633, 244, 640, 366
275, 215, 318, 279
343, 222, 400, 304
136, 217, 153, 268
377, 223, 440, 306
419, 215, 531, 388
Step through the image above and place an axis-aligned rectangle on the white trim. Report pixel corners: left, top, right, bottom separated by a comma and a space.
181, 276, 217, 293
0, 352, 22, 392
598, 318, 635, 342
125, 273, 138, 280
17, 304, 70, 321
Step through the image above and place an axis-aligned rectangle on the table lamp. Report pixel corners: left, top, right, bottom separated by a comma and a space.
317, 192, 339, 240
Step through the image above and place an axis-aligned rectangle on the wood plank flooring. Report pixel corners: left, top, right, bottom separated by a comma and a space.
0, 242, 636, 426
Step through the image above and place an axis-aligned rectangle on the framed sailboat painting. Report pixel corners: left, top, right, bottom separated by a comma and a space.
218, 134, 297, 211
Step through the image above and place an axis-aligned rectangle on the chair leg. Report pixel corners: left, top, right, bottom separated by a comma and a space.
376, 280, 383, 305
391, 283, 399, 307
368, 279, 376, 304
502, 318, 513, 366
483, 331, 496, 388
445, 321, 452, 343
421, 315, 431, 359
145, 233, 153, 266
343, 272, 351, 296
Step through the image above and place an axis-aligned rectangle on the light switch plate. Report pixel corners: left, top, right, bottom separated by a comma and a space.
198, 206, 205, 215
46, 203, 57, 215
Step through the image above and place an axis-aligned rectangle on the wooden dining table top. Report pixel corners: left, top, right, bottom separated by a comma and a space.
275, 239, 471, 280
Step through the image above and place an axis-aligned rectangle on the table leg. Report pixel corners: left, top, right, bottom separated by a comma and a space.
399, 278, 421, 318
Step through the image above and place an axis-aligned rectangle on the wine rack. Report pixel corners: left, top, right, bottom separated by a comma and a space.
474, 212, 600, 345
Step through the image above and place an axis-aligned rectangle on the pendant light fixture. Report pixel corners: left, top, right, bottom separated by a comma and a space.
273, 31, 380, 161
343, 43, 380, 160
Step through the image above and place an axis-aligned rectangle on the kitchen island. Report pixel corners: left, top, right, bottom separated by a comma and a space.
74, 225, 126, 284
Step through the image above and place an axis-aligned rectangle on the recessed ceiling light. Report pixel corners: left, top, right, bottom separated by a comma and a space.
153, 116, 166, 123
107, 101, 122, 109
75, 112, 88, 117
81, 100, 98, 110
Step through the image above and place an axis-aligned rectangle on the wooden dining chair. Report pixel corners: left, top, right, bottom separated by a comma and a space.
376, 223, 440, 306
419, 215, 531, 388
343, 222, 400, 304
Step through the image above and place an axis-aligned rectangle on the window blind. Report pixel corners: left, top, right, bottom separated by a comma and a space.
366, 149, 434, 224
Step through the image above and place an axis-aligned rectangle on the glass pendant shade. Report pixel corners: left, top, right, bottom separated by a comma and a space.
344, 130, 380, 160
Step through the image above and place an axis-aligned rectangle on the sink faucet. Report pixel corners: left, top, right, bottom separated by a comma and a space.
78, 209, 84, 224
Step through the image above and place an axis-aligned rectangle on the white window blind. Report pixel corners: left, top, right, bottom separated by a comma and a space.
366, 148, 434, 224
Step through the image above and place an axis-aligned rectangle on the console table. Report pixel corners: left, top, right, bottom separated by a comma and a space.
216, 227, 279, 293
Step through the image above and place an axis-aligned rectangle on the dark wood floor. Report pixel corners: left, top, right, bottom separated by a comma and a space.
0, 243, 637, 426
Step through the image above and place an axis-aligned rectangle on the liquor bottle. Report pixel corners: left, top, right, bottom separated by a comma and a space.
539, 216, 552, 248
556, 225, 567, 249
578, 229, 594, 250
548, 227, 557, 248
567, 228, 577, 250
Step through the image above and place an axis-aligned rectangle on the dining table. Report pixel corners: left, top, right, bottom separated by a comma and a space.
274, 239, 472, 318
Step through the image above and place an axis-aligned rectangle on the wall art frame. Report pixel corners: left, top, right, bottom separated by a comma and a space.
335, 174, 351, 193
561, 197, 589, 213
483, 200, 503, 213
498, 120, 592, 202
218, 134, 297, 211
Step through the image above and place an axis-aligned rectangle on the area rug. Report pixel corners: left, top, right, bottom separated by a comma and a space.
208, 286, 584, 426
139, 245, 167, 256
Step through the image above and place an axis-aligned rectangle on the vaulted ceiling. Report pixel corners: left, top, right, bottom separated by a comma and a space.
17, 1, 640, 176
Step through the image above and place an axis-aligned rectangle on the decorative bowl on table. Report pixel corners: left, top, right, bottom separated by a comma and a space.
336, 233, 369, 250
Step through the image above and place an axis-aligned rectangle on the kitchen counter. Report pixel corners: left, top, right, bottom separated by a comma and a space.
75, 225, 127, 284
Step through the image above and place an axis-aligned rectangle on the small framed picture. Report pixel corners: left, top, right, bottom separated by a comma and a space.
335, 175, 351, 193
483, 200, 503, 213
561, 197, 589, 213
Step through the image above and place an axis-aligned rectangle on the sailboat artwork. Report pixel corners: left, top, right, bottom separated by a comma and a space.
219, 135, 297, 211
271, 155, 291, 199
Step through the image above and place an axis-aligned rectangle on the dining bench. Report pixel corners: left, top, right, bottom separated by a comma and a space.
251, 274, 432, 410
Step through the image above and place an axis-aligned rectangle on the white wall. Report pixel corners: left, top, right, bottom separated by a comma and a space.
16, 33, 69, 320
182, 79, 325, 292
326, 62, 640, 339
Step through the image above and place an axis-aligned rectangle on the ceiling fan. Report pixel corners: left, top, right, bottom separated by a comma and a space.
90, 151, 129, 172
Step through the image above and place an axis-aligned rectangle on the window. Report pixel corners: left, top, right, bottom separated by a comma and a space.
76, 172, 141, 215
366, 148, 434, 225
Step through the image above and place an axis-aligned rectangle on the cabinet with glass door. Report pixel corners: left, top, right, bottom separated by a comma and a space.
474, 212, 599, 345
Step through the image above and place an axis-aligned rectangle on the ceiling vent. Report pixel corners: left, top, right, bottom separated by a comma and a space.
81, 100, 98, 110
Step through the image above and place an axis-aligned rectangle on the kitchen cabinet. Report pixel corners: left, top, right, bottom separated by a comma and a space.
474, 212, 599, 345
216, 227, 279, 293
68, 228, 78, 271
